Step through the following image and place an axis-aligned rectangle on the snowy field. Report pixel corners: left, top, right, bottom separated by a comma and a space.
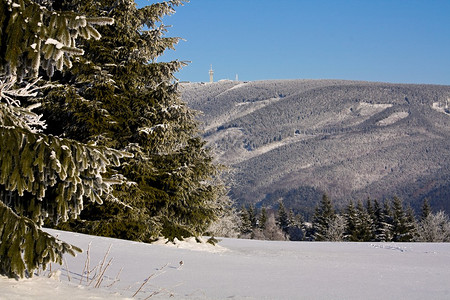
1, 229, 450, 299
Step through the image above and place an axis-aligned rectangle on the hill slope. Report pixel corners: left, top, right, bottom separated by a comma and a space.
2, 229, 450, 299
181, 79, 450, 215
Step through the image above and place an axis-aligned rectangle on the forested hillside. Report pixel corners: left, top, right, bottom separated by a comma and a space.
181, 79, 450, 215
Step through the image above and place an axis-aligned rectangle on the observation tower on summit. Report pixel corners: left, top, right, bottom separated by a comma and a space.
209, 65, 214, 83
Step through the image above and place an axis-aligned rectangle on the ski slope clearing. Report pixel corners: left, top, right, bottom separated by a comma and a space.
1, 229, 450, 299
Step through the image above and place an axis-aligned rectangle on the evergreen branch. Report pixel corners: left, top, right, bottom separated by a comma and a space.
0, 124, 132, 223
0, 77, 42, 106
85, 17, 114, 26
138, 0, 186, 28
0, 201, 81, 279
1, 0, 115, 79
0, 77, 51, 132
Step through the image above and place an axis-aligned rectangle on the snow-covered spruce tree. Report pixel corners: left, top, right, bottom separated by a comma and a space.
312, 194, 336, 241
39, 0, 225, 241
247, 204, 258, 229
420, 198, 432, 221
287, 211, 306, 241
344, 201, 358, 241
238, 205, 252, 237
238, 204, 258, 239
344, 200, 374, 242
0, 0, 126, 278
391, 196, 415, 242
355, 200, 374, 241
381, 200, 394, 241
258, 206, 268, 230
372, 199, 390, 241
366, 198, 375, 221
276, 200, 290, 238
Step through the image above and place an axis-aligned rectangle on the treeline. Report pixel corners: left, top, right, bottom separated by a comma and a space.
231, 195, 450, 242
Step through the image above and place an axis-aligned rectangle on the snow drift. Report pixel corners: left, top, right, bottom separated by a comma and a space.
1, 229, 450, 299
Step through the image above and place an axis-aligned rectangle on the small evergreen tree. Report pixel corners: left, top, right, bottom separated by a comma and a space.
239, 205, 252, 236
391, 196, 414, 242
382, 199, 394, 241
366, 198, 375, 220
372, 199, 389, 241
344, 201, 358, 241
405, 205, 417, 238
287, 212, 305, 241
276, 200, 290, 238
259, 206, 268, 230
356, 200, 374, 241
344, 200, 372, 242
312, 194, 336, 241
247, 204, 258, 229
421, 198, 432, 221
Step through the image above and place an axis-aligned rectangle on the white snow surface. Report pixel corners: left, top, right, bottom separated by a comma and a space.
1, 229, 450, 299
377, 111, 409, 126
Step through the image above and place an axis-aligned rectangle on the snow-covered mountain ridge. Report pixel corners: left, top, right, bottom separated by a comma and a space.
181, 79, 450, 214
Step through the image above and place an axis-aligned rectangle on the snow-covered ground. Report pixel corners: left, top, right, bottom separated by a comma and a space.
1, 229, 450, 299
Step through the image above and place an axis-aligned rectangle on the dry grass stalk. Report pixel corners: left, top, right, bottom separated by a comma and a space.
106, 267, 123, 288
132, 263, 169, 298
64, 258, 71, 282
80, 242, 91, 285
94, 257, 113, 288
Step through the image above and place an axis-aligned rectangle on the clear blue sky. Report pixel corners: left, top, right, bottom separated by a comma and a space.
135, 0, 450, 85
